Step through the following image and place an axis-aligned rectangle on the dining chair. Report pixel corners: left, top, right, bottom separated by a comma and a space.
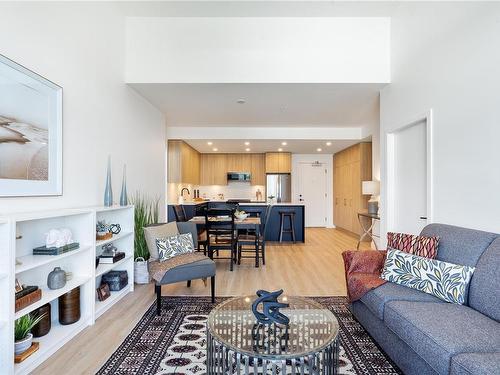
173, 205, 187, 222
237, 205, 271, 267
174, 204, 208, 253
205, 208, 238, 271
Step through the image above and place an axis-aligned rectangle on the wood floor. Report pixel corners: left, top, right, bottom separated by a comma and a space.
34, 228, 368, 375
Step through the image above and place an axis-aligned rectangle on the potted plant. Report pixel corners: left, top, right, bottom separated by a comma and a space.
131, 192, 159, 284
15, 313, 46, 355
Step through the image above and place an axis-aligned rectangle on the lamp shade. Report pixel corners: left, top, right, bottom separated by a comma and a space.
362, 181, 380, 195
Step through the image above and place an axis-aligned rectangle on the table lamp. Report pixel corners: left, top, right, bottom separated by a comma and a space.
362, 181, 380, 215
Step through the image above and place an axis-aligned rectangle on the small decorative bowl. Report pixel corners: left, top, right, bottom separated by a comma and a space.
235, 213, 248, 220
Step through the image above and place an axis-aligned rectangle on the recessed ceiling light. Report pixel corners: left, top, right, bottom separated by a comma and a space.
244, 141, 250, 146
326, 142, 332, 146
245, 148, 251, 152
237, 99, 246, 104
207, 141, 213, 145
317, 148, 322, 152
281, 142, 287, 146
278, 148, 283, 152
213, 148, 218, 152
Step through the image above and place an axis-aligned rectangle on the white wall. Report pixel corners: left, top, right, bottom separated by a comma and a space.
0, 3, 166, 217
380, 3, 500, 240
291, 154, 334, 228
126, 17, 390, 83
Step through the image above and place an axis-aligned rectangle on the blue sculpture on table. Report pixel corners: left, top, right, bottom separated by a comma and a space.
251, 289, 290, 326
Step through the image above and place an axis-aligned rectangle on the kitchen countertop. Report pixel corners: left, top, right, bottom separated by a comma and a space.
168, 200, 304, 206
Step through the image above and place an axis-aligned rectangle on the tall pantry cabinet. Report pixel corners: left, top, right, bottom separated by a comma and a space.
333, 143, 372, 235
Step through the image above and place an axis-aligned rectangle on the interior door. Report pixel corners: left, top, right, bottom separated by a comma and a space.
393, 120, 427, 234
297, 163, 327, 227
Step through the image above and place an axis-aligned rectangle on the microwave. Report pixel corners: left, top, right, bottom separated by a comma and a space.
227, 172, 251, 182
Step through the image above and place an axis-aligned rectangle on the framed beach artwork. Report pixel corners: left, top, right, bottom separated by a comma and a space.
0, 55, 62, 196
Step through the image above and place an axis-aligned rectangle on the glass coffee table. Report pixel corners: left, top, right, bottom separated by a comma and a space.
207, 295, 339, 374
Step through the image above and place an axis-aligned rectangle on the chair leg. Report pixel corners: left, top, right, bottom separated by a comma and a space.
255, 239, 259, 268
187, 280, 191, 287
155, 284, 162, 316
211, 276, 216, 303
290, 215, 296, 243
279, 214, 284, 242
262, 241, 266, 265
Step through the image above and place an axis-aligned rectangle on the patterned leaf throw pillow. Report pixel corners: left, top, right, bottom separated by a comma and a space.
387, 232, 439, 258
381, 248, 475, 305
156, 233, 195, 262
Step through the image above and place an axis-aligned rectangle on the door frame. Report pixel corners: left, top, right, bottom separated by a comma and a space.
385, 109, 434, 232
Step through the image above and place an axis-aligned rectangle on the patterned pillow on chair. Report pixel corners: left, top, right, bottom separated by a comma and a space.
387, 232, 439, 259
156, 233, 194, 262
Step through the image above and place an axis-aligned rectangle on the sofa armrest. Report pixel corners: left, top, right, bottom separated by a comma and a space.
176, 222, 198, 248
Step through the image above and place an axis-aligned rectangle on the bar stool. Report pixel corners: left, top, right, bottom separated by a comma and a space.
279, 211, 296, 243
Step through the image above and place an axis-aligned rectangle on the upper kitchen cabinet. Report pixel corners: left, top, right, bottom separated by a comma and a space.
265, 152, 292, 173
250, 154, 266, 185
168, 140, 200, 184
226, 154, 252, 173
200, 154, 228, 185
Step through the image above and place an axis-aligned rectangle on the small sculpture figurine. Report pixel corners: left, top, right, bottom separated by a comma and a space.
251, 289, 290, 325
45, 228, 73, 248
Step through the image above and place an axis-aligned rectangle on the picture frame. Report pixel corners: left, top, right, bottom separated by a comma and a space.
0, 54, 62, 196
96, 283, 111, 302
15, 278, 23, 293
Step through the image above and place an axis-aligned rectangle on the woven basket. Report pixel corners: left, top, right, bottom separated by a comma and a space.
134, 257, 149, 284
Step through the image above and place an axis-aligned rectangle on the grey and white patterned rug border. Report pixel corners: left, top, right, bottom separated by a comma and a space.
96, 296, 402, 375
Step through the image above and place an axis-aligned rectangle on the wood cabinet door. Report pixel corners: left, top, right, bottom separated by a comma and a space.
333, 165, 341, 226
200, 154, 213, 185
350, 161, 361, 235
212, 154, 228, 185
265, 153, 280, 173
251, 154, 266, 185
167, 140, 182, 183
279, 153, 292, 173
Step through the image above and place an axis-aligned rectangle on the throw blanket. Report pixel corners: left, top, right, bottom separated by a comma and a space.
149, 253, 209, 283
342, 250, 387, 303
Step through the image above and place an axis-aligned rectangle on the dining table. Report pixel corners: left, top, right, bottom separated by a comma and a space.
188, 215, 262, 261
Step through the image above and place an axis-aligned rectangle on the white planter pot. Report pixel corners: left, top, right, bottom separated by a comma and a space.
134, 258, 150, 284
15, 333, 33, 355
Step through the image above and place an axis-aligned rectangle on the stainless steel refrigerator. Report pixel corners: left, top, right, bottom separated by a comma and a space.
266, 174, 291, 203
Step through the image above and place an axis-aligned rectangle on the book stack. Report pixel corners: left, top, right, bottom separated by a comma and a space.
99, 251, 125, 264
33, 242, 80, 256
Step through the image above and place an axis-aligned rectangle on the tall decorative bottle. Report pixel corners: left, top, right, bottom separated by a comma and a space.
104, 155, 113, 206
120, 164, 128, 206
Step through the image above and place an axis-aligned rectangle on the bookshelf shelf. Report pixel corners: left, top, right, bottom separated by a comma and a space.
95, 284, 131, 319
15, 245, 92, 274
96, 231, 133, 247
96, 255, 133, 277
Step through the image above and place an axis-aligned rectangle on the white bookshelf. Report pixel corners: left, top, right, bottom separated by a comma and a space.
0, 205, 134, 375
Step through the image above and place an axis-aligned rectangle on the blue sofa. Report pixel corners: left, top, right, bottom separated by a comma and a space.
351, 224, 500, 375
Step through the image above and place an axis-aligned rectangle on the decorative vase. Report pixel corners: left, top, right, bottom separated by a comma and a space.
15, 333, 33, 355
134, 257, 149, 284
120, 164, 128, 206
47, 267, 66, 290
59, 287, 80, 325
104, 155, 113, 207
32, 304, 51, 338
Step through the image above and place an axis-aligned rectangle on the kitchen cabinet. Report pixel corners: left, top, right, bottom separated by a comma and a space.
226, 154, 252, 173
333, 143, 372, 235
200, 154, 228, 185
250, 154, 266, 185
265, 152, 291, 173
168, 140, 200, 184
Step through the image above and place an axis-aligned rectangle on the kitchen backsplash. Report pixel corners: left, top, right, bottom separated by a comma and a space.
168, 182, 265, 202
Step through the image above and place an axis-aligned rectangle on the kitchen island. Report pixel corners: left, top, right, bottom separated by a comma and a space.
167, 201, 305, 243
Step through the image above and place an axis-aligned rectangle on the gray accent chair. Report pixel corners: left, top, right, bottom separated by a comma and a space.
145, 222, 216, 316
350, 224, 500, 375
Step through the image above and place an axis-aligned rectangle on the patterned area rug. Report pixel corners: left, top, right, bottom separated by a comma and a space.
97, 296, 402, 375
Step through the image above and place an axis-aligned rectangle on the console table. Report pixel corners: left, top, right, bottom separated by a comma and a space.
357, 211, 380, 250
206, 295, 339, 374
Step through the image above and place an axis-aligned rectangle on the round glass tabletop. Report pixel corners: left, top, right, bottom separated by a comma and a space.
207, 295, 339, 359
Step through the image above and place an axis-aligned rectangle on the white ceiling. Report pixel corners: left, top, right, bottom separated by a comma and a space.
130, 83, 383, 127
184, 139, 362, 154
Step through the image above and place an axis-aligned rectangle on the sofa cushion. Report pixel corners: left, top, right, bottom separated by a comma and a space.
359, 282, 442, 320
468, 237, 500, 322
384, 301, 500, 375
450, 352, 500, 375
144, 222, 179, 260
381, 249, 475, 305
420, 224, 497, 267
